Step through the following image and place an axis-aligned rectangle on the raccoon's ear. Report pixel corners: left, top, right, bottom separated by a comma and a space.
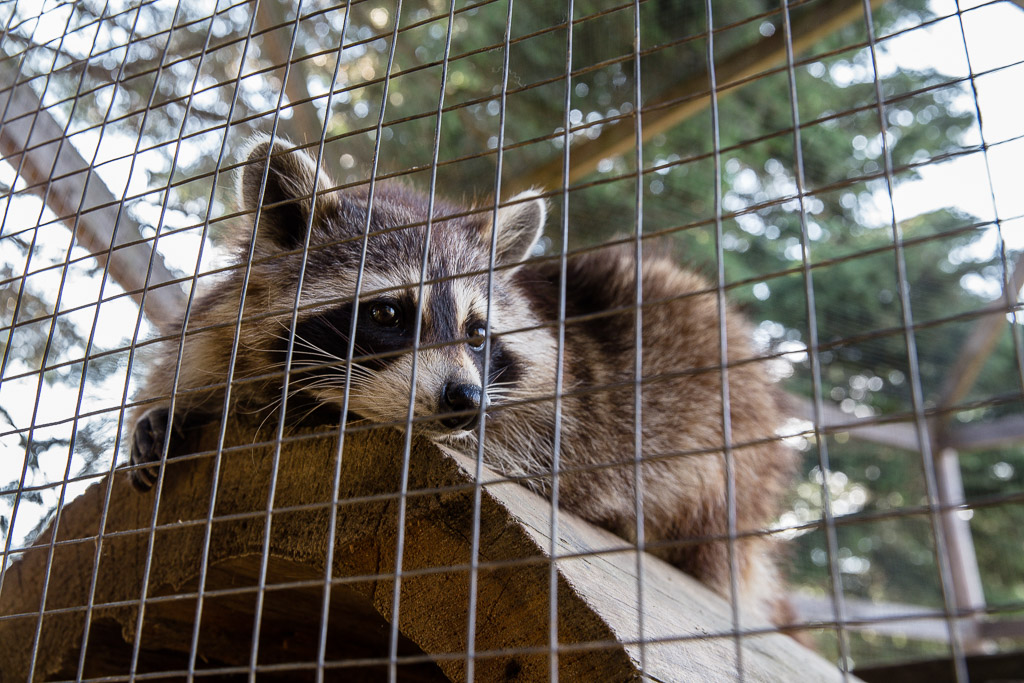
486, 189, 546, 268
238, 136, 337, 250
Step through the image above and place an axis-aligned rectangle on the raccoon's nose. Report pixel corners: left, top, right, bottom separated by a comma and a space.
440, 382, 484, 431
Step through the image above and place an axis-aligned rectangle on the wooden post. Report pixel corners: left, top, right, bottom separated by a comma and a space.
934, 446, 987, 654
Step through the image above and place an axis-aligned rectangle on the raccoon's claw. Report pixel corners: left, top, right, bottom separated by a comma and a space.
129, 406, 171, 492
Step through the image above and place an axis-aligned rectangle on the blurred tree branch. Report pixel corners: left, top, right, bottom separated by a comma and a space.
258, 0, 324, 144
0, 58, 185, 327
521, 0, 885, 189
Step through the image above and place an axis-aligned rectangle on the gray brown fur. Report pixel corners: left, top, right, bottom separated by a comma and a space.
128, 137, 797, 625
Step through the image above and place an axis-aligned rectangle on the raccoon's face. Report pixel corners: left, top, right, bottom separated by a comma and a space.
237, 136, 546, 438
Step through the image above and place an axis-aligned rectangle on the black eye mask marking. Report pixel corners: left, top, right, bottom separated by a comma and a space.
487, 338, 522, 389
285, 287, 523, 400
290, 294, 416, 374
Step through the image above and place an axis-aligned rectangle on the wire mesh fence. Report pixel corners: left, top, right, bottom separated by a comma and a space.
0, 0, 1022, 680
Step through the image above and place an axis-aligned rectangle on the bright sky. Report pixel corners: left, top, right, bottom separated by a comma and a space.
1, 0, 1023, 554
885, 0, 1024, 254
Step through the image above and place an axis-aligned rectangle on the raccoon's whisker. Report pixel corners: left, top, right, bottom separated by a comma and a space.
252, 404, 283, 446
287, 366, 379, 390
249, 380, 334, 441
262, 326, 348, 361
293, 400, 338, 426
239, 337, 284, 353
302, 318, 382, 364
293, 327, 369, 365
260, 328, 301, 346
483, 387, 525, 402
264, 324, 387, 373
289, 338, 344, 365
237, 403, 271, 416
291, 380, 344, 396
311, 316, 353, 345
262, 345, 373, 377
289, 360, 345, 374
291, 343, 385, 378
488, 366, 511, 384
342, 416, 373, 430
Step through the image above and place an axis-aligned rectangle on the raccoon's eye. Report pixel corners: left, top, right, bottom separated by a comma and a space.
467, 325, 487, 351
370, 302, 401, 327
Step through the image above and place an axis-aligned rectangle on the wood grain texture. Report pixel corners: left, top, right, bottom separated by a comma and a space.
0, 416, 853, 681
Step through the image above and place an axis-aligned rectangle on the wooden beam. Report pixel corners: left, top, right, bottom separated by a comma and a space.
792, 594, 1024, 644
979, 618, 1024, 640
935, 251, 1024, 424
0, 63, 185, 327
947, 412, 1024, 450
791, 396, 922, 451
791, 396, 1024, 452
0, 416, 854, 681
522, 0, 885, 190
789, 593, 956, 643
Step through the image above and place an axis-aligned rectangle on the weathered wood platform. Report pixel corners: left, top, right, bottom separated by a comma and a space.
0, 417, 852, 681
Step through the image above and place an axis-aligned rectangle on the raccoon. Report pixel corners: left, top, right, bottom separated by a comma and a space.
128, 136, 797, 624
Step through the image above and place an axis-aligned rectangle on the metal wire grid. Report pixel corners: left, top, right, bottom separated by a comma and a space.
0, 0, 1020, 680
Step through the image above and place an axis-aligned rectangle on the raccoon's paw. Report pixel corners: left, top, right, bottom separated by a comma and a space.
129, 406, 171, 492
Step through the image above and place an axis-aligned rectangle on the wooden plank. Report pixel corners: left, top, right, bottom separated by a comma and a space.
0, 61, 185, 326
0, 415, 853, 681
521, 0, 885, 189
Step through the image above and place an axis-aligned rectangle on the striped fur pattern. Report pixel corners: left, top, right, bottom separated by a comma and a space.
128, 137, 797, 625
